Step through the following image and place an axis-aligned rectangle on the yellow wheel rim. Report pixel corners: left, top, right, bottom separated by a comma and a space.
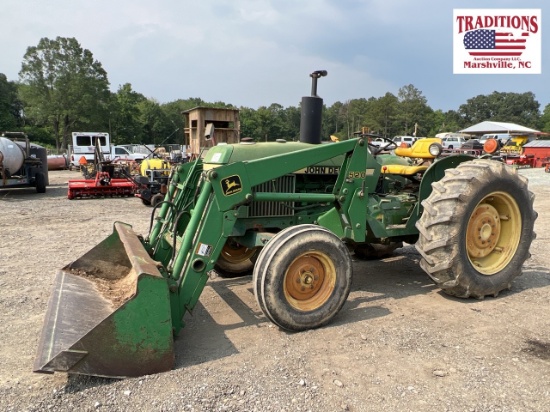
283, 252, 336, 311
220, 241, 256, 264
466, 191, 522, 275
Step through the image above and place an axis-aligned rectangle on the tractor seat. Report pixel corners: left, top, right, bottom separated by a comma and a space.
382, 164, 429, 176
380, 138, 442, 175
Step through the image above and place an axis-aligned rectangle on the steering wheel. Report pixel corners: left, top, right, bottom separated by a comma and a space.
361, 133, 397, 154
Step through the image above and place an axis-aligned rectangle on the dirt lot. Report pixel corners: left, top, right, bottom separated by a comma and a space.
1, 167, 549, 412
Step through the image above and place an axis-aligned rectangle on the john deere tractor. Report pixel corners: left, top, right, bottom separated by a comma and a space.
35, 71, 537, 378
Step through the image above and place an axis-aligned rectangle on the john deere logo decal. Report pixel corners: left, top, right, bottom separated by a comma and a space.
222, 175, 242, 196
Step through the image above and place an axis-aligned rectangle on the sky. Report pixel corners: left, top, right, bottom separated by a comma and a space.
1, 0, 548, 113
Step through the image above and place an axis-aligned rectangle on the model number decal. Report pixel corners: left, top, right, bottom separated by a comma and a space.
348, 171, 366, 179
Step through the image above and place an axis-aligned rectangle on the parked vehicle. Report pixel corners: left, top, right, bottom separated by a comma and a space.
457, 139, 484, 155
110, 145, 148, 163
392, 136, 417, 146
441, 135, 467, 150
369, 137, 392, 149
69, 132, 148, 168
69, 132, 109, 167
436, 132, 468, 140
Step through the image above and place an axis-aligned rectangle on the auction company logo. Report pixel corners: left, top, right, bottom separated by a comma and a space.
453, 9, 541, 74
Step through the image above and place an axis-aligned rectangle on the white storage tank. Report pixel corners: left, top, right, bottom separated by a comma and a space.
0, 137, 25, 173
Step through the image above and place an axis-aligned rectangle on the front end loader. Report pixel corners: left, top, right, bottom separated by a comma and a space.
35, 72, 537, 378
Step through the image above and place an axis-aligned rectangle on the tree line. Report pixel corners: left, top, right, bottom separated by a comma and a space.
2, 36, 550, 151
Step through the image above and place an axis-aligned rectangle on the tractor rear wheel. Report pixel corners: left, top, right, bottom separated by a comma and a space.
415, 159, 537, 299
215, 238, 258, 278
253, 225, 352, 331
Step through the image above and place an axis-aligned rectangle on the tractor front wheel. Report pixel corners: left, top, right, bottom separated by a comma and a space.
415, 159, 537, 299
253, 225, 352, 331
214, 238, 258, 278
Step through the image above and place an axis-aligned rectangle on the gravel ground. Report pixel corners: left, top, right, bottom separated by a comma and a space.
0, 167, 549, 412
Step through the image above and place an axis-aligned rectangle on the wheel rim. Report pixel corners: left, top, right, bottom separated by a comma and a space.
283, 252, 336, 311
466, 191, 522, 275
220, 241, 256, 264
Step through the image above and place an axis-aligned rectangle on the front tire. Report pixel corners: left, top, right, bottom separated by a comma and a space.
253, 225, 352, 331
215, 238, 258, 278
415, 159, 537, 298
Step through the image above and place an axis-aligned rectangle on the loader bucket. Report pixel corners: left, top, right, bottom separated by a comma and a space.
34, 222, 174, 378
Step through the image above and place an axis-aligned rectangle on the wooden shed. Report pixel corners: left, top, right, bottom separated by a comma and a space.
523, 140, 550, 167
183, 107, 240, 157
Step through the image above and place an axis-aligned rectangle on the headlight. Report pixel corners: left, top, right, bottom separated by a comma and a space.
428, 143, 443, 157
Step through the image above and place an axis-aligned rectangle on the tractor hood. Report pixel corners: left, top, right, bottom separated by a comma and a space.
203, 141, 344, 171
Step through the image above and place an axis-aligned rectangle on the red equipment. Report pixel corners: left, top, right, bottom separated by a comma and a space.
68, 171, 137, 199
504, 154, 536, 169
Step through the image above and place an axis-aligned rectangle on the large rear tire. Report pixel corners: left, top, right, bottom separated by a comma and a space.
215, 238, 258, 278
415, 159, 537, 299
253, 225, 352, 331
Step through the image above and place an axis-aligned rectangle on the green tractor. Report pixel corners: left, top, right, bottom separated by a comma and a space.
35, 72, 537, 378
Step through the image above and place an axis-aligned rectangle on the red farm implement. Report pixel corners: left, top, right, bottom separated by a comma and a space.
504, 154, 536, 169
67, 138, 141, 200
68, 171, 138, 199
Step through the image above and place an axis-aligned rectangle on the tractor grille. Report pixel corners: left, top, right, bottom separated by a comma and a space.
250, 175, 296, 217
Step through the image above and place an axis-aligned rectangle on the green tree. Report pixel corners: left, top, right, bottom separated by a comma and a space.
443, 110, 467, 132
367, 93, 399, 137
539, 104, 550, 134
110, 83, 147, 144
458, 91, 540, 128
138, 99, 171, 145
281, 105, 301, 141
0, 73, 22, 130
239, 104, 288, 142
18, 37, 111, 150
334, 100, 355, 139
396, 84, 433, 136
239, 106, 257, 139
324, 101, 346, 139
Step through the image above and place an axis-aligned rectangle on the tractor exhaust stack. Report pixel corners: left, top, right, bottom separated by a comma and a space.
299, 70, 327, 145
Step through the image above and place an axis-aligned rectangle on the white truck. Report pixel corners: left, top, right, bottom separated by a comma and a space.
69, 132, 148, 167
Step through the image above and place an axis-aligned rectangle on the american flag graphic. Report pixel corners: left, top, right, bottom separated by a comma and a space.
463, 29, 528, 57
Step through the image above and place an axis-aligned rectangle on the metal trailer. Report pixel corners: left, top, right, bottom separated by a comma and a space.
0, 132, 48, 193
